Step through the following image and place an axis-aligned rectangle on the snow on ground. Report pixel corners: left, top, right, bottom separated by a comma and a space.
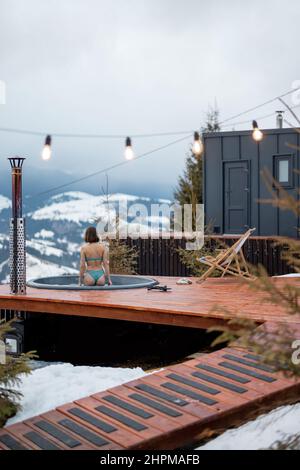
30, 192, 116, 224
0, 233, 9, 249
51, 191, 92, 202
57, 237, 80, 255
198, 402, 300, 450
0, 259, 8, 281
34, 229, 54, 239
27, 239, 64, 258
26, 253, 77, 280
158, 198, 172, 204
6, 362, 147, 426
106, 193, 149, 203
29, 191, 172, 226
275, 273, 300, 277
0, 195, 11, 212
1, 254, 77, 283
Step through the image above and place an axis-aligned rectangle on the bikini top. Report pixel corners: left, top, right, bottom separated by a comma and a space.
85, 255, 103, 262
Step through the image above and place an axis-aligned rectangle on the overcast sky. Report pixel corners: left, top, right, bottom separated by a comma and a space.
0, 0, 300, 197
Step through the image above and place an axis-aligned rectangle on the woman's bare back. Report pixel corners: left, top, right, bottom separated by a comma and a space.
82, 242, 106, 269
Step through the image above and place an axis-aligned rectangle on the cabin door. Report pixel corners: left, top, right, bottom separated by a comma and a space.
223, 161, 249, 234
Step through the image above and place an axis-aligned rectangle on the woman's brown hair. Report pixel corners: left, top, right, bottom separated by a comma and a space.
84, 226, 99, 243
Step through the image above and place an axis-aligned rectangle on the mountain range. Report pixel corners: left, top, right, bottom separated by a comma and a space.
0, 191, 171, 283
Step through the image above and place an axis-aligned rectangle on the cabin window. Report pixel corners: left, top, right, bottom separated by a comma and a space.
274, 154, 293, 188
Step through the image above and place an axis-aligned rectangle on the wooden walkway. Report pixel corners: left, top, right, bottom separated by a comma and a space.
0, 276, 299, 329
1, 344, 300, 450
1, 277, 300, 450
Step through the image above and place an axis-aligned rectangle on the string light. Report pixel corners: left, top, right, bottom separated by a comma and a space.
41, 135, 52, 160
252, 120, 263, 142
2, 85, 300, 196
34, 133, 191, 197
192, 131, 204, 156
124, 136, 134, 160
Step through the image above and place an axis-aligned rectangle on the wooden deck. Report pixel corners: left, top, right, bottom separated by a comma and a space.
1, 344, 300, 450
0, 276, 299, 329
1, 277, 300, 450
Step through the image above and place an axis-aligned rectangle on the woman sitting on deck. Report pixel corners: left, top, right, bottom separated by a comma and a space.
79, 226, 112, 286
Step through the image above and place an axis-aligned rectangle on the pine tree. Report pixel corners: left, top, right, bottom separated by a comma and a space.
0, 321, 34, 427
174, 105, 220, 206
173, 151, 202, 205
104, 219, 138, 275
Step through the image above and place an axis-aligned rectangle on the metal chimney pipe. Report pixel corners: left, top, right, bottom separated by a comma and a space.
8, 157, 26, 295
276, 111, 284, 129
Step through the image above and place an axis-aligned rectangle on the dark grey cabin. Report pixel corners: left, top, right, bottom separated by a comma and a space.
203, 128, 300, 237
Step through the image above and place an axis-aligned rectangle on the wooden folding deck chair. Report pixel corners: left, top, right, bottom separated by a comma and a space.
197, 228, 256, 283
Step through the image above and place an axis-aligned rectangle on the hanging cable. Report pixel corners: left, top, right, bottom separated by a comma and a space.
0, 127, 193, 139
277, 97, 300, 126
5, 85, 300, 198
221, 103, 300, 129
33, 133, 192, 197
1, 86, 300, 139
219, 86, 300, 125
31, 98, 300, 197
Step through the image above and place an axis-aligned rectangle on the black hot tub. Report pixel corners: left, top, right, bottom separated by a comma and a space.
27, 274, 158, 290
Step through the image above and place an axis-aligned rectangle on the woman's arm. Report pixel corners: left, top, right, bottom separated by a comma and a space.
79, 247, 86, 285
103, 246, 112, 285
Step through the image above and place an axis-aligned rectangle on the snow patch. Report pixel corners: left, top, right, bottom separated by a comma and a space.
29, 191, 171, 225
158, 198, 172, 204
107, 193, 150, 203
274, 273, 300, 278
0, 233, 9, 249
0, 259, 9, 281
51, 191, 92, 202
34, 229, 54, 239
27, 239, 64, 258
0, 195, 11, 212
6, 363, 147, 425
57, 237, 80, 255
26, 254, 77, 280
198, 403, 300, 450
30, 194, 115, 224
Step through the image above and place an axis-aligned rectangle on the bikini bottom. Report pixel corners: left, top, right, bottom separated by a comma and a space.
86, 269, 105, 283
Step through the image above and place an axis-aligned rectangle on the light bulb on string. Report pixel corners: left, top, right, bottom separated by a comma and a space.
42, 135, 52, 160
124, 137, 134, 160
252, 120, 263, 142
192, 131, 204, 156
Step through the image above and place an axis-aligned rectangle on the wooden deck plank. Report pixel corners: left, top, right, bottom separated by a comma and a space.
2, 345, 300, 450
23, 415, 91, 450
126, 374, 233, 415
92, 387, 182, 432
181, 361, 263, 399
0, 429, 34, 450
164, 363, 251, 404
186, 351, 296, 395
1, 275, 300, 450
0, 422, 63, 450
211, 349, 292, 387
38, 410, 122, 450
0, 277, 299, 328
57, 402, 141, 449
75, 396, 164, 440
118, 385, 201, 426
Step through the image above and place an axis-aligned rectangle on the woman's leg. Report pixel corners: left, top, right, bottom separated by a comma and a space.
83, 272, 96, 286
